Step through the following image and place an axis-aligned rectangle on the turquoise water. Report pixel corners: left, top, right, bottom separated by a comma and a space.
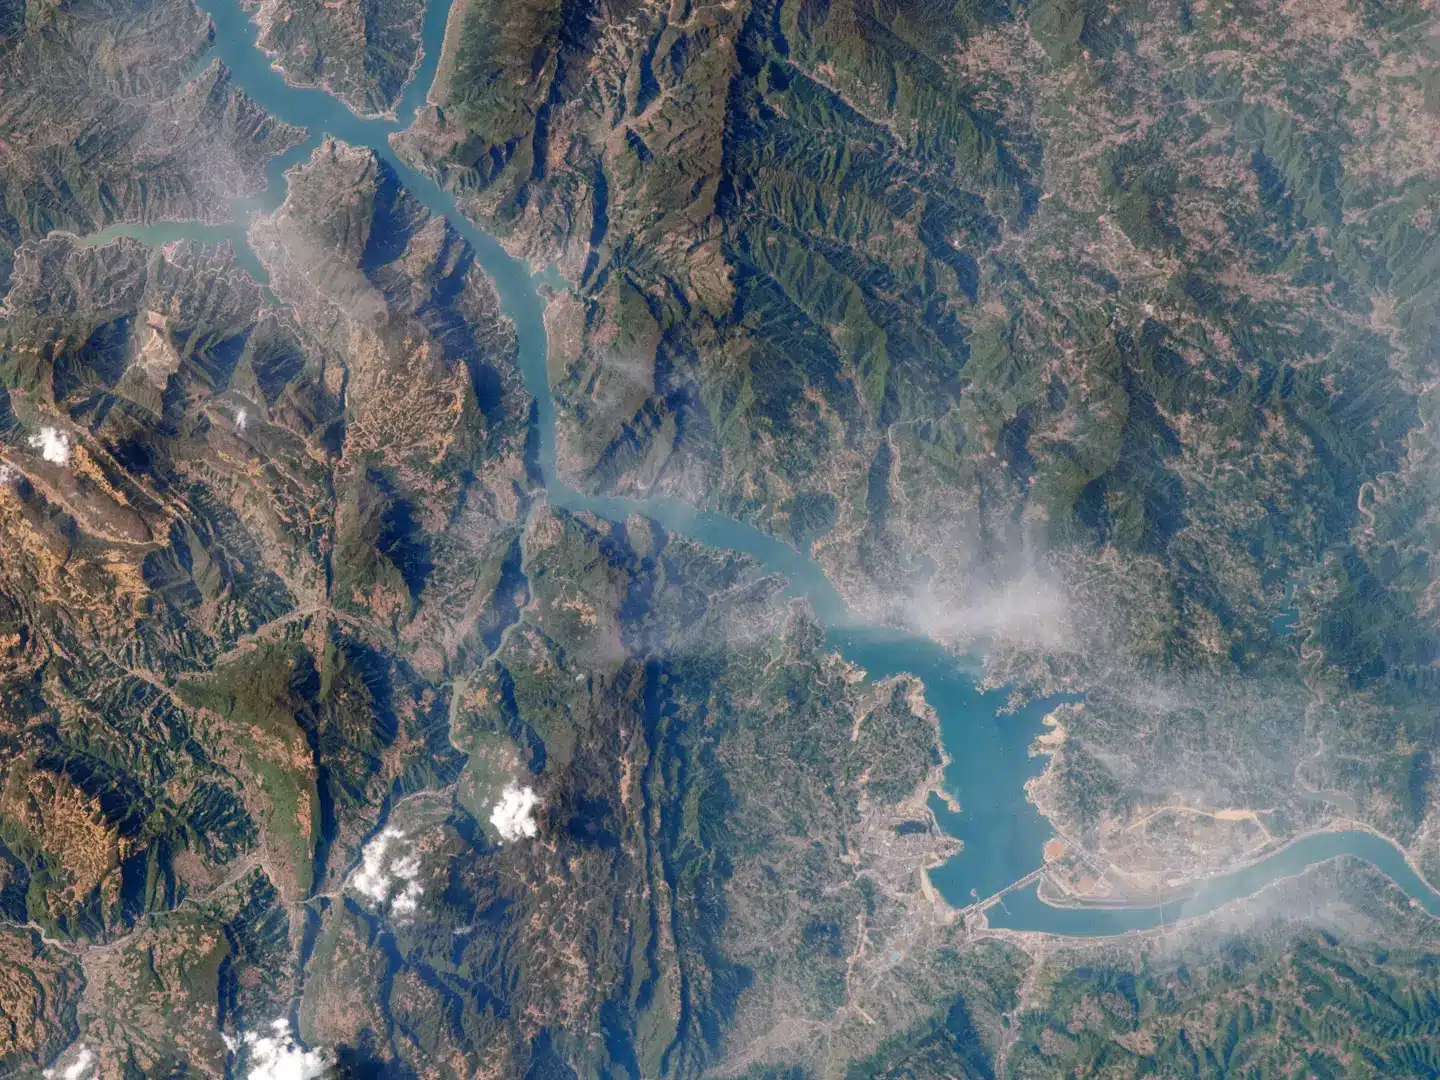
831, 628, 1079, 905
990, 829, 1440, 936
85, 0, 1440, 935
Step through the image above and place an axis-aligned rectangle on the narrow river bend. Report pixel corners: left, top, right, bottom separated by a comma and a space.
84, 0, 1440, 937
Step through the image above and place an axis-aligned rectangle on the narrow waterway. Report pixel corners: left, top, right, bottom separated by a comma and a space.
87, 0, 1440, 935
991, 829, 1440, 936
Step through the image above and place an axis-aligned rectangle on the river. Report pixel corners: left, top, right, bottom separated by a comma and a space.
991, 828, 1440, 936
83, 0, 1440, 936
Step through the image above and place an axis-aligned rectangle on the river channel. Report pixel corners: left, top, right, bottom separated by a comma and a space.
84, 0, 1440, 936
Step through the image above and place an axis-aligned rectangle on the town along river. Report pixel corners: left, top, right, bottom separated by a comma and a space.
86, 0, 1440, 937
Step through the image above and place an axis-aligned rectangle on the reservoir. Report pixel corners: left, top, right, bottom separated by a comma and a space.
89, 0, 1440, 937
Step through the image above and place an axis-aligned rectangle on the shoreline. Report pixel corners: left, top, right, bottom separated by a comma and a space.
239, 0, 430, 123
64, 0, 1440, 952
976, 840, 1440, 947
426, 0, 470, 108
989, 821, 1440, 928
1034, 820, 1440, 913
976, 854, 1343, 947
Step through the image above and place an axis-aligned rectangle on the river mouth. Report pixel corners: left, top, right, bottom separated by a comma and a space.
75, 0, 1440, 938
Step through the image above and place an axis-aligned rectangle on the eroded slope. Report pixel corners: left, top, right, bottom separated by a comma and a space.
395, 0, 1440, 899
0, 0, 305, 285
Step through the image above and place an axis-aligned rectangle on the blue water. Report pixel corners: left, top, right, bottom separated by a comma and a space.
991, 830, 1440, 936
83, 0, 1440, 936
831, 628, 1079, 904
1270, 605, 1299, 638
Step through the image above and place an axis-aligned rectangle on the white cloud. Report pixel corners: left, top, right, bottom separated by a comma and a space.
351, 826, 404, 903
490, 784, 540, 842
238, 1018, 331, 1080
391, 877, 423, 915
64, 1049, 96, 1080
909, 570, 1070, 650
44, 1046, 95, 1080
391, 850, 421, 882
236, 407, 249, 431
348, 827, 423, 916
28, 426, 71, 465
